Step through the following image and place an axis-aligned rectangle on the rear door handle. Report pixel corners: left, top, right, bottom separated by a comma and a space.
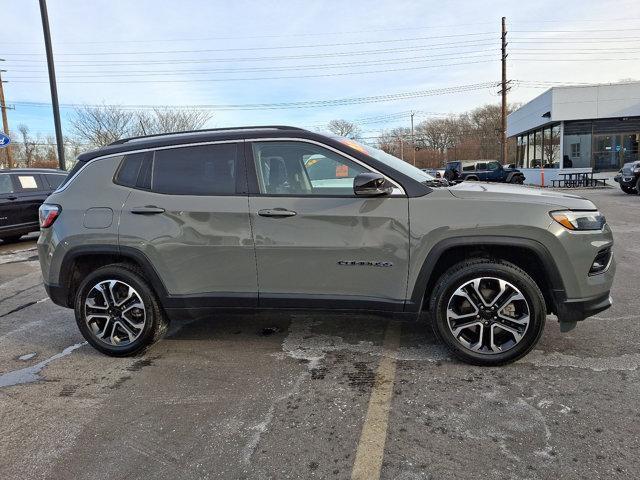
130, 206, 165, 215
7, 196, 17, 201
258, 208, 297, 218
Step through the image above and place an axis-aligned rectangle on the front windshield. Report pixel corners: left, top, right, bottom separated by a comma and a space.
332, 136, 436, 182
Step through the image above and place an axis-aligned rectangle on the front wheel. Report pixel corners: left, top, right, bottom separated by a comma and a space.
74, 263, 168, 357
621, 185, 635, 194
430, 259, 546, 366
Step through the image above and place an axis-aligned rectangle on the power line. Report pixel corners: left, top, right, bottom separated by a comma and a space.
4, 21, 499, 45
10, 82, 498, 111
6, 53, 499, 79
2, 31, 497, 56
5, 59, 500, 83
6, 48, 500, 74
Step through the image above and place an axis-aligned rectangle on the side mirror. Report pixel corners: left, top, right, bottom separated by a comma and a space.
354, 172, 393, 196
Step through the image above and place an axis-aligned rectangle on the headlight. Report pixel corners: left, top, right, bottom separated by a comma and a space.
550, 210, 606, 231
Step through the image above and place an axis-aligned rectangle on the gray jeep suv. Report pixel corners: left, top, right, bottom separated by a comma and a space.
37, 126, 615, 365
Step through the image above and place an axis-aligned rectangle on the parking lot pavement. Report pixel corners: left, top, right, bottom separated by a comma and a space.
0, 188, 639, 480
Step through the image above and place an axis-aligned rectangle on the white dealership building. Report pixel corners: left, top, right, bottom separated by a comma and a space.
507, 81, 640, 185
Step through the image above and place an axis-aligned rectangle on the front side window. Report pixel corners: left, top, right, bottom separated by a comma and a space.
252, 141, 368, 196
150, 144, 238, 195
0, 174, 13, 194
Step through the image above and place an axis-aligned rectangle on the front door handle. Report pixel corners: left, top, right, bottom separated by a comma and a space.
130, 206, 165, 215
7, 196, 17, 201
258, 208, 297, 218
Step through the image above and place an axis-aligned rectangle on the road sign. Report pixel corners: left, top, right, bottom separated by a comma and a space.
0, 132, 10, 148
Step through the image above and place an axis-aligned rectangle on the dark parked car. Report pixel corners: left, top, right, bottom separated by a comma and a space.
446, 160, 525, 184
614, 161, 640, 194
0, 168, 68, 243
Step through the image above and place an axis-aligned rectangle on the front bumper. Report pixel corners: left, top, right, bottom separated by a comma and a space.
614, 173, 637, 187
554, 291, 612, 323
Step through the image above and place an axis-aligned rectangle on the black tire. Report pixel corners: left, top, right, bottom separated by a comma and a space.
621, 185, 635, 194
1, 235, 23, 243
430, 259, 546, 366
636, 177, 640, 195
510, 175, 524, 184
74, 263, 168, 357
466, 175, 479, 181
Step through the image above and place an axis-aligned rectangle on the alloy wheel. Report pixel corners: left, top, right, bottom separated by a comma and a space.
84, 280, 146, 347
446, 277, 530, 354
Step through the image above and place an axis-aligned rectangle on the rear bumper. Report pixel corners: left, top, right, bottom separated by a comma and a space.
554, 291, 612, 323
43, 281, 71, 308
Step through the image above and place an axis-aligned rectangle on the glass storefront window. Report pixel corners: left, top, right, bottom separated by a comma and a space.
621, 133, 640, 164
563, 133, 591, 169
521, 134, 528, 168
527, 132, 535, 168
532, 130, 542, 168
593, 135, 620, 171
543, 125, 561, 168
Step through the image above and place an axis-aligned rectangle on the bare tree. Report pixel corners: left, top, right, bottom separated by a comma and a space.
70, 105, 135, 147
18, 125, 37, 167
132, 108, 213, 137
415, 117, 463, 155
70, 105, 213, 147
326, 119, 361, 139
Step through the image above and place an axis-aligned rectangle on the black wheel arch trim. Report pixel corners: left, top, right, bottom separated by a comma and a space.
57, 244, 169, 308
407, 235, 566, 313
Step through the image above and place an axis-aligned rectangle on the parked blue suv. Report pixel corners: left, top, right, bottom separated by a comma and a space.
446, 160, 525, 184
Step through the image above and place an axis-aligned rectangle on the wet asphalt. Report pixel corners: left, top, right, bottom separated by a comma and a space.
0, 189, 638, 480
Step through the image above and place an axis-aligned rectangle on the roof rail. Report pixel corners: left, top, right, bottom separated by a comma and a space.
108, 125, 305, 146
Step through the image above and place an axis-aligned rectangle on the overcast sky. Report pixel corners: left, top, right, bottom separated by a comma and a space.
3, 0, 640, 139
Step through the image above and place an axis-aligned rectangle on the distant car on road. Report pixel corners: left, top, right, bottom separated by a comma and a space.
446, 160, 525, 184
614, 161, 640, 194
0, 168, 67, 243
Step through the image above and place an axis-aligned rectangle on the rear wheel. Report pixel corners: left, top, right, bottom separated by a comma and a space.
74, 264, 168, 357
466, 175, 479, 181
430, 259, 546, 366
636, 177, 640, 195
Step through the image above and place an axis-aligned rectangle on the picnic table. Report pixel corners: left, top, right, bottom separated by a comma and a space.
551, 171, 608, 188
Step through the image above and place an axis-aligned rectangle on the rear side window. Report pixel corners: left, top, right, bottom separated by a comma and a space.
151, 144, 238, 195
115, 152, 147, 187
0, 174, 14, 194
44, 174, 67, 189
476, 162, 487, 171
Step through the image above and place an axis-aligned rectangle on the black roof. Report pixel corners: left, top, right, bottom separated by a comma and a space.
77, 125, 313, 162
0, 168, 67, 174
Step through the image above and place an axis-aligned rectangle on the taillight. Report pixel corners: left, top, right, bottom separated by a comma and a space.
39, 204, 61, 228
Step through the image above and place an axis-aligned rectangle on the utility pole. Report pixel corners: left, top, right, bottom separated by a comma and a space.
500, 16, 508, 164
410, 111, 416, 166
39, 0, 65, 170
0, 66, 14, 168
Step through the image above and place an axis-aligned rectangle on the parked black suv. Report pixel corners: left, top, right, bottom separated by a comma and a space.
0, 168, 68, 243
614, 161, 640, 194
445, 160, 525, 184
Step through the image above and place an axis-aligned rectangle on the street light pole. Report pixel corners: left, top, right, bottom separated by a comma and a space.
410, 111, 416, 166
39, 0, 65, 170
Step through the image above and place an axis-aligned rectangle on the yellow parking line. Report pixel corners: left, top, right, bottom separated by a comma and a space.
351, 321, 401, 480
